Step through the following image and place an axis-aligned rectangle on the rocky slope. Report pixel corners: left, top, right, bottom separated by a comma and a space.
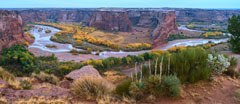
0, 10, 32, 51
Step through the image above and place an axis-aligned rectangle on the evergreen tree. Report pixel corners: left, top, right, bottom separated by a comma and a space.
228, 15, 240, 53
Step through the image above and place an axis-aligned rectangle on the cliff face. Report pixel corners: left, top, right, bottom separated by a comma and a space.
152, 11, 178, 47
19, 10, 133, 32
175, 9, 240, 24
0, 10, 32, 51
89, 11, 132, 32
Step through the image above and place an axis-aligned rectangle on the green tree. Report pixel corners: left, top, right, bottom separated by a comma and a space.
0, 45, 35, 76
228, 15, 240, 53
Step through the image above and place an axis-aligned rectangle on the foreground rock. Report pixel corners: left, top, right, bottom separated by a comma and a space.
65, 65, 102, 80
0, 10, 33, 51
0, 83, 70, 103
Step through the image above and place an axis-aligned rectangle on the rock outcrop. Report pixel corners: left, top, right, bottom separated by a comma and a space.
152, 11, 178, 47
89, 11, 132, 32
0, 10, 32, 51
127, 10, 179, 46
65, 65, 102, 80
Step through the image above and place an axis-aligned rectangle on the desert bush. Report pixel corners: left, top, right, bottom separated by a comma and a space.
0, 67, 21, 89
15, 97, 67, 104
235, 89, 240, 100
20, 78, 32, 90
115, 79, 132, 96
31, 72, 59, 84
208, 54, 230, 74
224, 57, 240, 77
0, 67, 15, 81
129, 81, 145, 100
0, 45, 35, 76
162, 75, 181, 97
96, 95, 136, 104
145, 75, 162, 96
71, 76, 113, 100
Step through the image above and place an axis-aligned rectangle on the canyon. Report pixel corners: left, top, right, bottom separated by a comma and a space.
0, 10, 32, 51
1, 8, 240, 51
18, 9, 179, 46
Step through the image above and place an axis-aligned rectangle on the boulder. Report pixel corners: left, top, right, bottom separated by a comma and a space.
65, 65, 101, 80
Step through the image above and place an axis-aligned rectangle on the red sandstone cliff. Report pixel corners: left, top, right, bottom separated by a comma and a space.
0, 10, 33, 51
152, 11, 178, 47
19, 10, 133, 32
89, 11, 133, 32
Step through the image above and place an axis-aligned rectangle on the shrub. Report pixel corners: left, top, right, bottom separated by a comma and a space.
71, 76, 113, 100
0, 67, 21, 89
15, 97, 67, 104
31, 72, 59, 84
35, 55, 84, 78
45, 29, 52, 33
129, 81, 145, 100
20, 78, 32, 90
115, 79, 132, 96
145, 75, 162, 96
235, 89, 240, 100
224, 57, 239, 77
0, 45, 35, 76
162, 75, 181, 97
208, 54, 230, 74
170, 47, 211, 83
0, 67, 15, 81
96, 95, 136, 104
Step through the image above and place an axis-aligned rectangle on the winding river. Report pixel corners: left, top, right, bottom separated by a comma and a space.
28, 25, 229, 61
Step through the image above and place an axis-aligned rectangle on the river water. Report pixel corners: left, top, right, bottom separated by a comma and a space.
28, 25, 229, 60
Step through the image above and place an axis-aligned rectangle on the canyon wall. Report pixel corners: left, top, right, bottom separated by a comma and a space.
175, 8, 240, 24
0, 10, 32, 51
19, 9, 133, 32
18, 9, 178, 46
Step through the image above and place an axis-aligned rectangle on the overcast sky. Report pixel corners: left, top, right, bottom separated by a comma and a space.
1, 0, 239, 9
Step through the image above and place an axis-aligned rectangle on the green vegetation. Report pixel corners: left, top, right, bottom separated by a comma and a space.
20, 78, 32, 90
115, 79, 132, 96
38, 22, 151, 51
228, 15, 240, 53
208, 54, 230, 74
162, 75, 181, 97
168, 34, 190, 41
168, 32, 229, 41
0, 45, 35, 76
0, 45, 84, 78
